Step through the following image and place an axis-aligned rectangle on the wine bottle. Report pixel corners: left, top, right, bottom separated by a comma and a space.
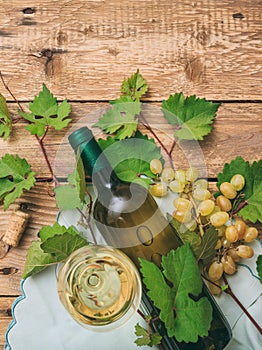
68, 127, 231, 350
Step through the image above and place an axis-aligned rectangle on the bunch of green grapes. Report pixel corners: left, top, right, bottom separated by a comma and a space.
149, 160, 258, 295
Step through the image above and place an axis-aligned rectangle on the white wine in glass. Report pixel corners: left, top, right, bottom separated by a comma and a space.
57, 245, 142, 331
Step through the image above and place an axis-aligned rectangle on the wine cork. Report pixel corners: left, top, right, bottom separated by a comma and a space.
3, 210, 30, 247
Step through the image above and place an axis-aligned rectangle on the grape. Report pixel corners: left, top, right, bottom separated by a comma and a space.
221, 255, 236, 275
197, 199, 215, 216
220, 182, 237, 199
216, 195, 232, 212
234, 219, 246, 240
150, 159, 162, 175
228, 248, 241, 262
174, 169, 186, 183
161, 167, 175, 183
169, 180, 185, 193
208, 261, 224, 281
217, 225, 226, 237
150, 183, 168, 197
225, 225, 239, 243
215, 239, 222, 250
236, 245, 254, 259
185, 167, 199, 182
205, 205, 221, 222
192, 188, 211, 201
193, 179, 208, 189
208, 279, 223, 296
244, 227, 258, 243
173, 197, 192, 211
222, 238, 231, 248
172, 209, 192, 223
184, 219, 197, 231
210, 211, 229, 227
230, 174, 245, 191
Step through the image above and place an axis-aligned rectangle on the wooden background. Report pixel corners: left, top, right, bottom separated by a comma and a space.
0, 0, 261, 346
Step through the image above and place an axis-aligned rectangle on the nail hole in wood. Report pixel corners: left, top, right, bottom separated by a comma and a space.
41, 49, 53, 59
7, 308, 12, 317
22, 8, 36, 14
232, 13, 245, 19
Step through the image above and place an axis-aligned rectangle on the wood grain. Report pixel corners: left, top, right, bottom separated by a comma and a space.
0, 0, 261, 347
0, 102, 261, 178
0, 297, 16, 347
0, 0, 261, 101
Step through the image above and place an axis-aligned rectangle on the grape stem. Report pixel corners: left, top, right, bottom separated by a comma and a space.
0, 72, 60, 185
202, 273, 262, 335
139, 114, 175, 169
231, 199, 248, 216
222, 275, 262, 335
76, 190, 97, 244
188, 193, 205, 236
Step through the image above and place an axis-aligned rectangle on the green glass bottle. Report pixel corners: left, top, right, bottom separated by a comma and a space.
68, 127, 232, 350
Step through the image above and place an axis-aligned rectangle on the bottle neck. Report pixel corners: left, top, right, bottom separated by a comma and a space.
69, 127, 120, 192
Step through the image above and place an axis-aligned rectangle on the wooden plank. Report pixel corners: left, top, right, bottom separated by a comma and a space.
0, 0, 261, 101
0, 102, 261, 178
0, 183, 57, 295
0, 297, 16, 348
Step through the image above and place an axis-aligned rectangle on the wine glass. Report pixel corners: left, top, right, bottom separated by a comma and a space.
57, 244, 142, 331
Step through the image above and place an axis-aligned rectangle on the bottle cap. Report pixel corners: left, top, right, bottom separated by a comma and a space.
68, 127, 94, 150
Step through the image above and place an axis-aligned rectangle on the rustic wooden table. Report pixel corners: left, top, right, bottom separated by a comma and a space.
0, 0, 261, 347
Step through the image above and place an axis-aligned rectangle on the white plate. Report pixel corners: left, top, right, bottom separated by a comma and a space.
5, 194, 262, 350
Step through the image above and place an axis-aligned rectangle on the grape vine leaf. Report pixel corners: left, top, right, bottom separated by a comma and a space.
40, 232, 88, 261
162, 93, 220, 140
215, 157, 262, 223
93, 98, 141, 139
22, 223, 88, 278
98, 131, 163, 186
257, 255, 262, 284
54, 157, 86, 210
0, 93, 12, 140
168, 215, 217, 265
0, 154, 36, 210
22, 241, 57, 278
39, 222, 79, 241
139, 244, 212, 343
55, 185, 83, 210
121, 69, 148, 101
134, 323, 162, 347
93, 70, 148, 139
18, 84, 71, 137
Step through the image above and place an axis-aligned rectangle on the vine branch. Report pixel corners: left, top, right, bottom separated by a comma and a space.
0, 72, 59, 185
202, 273, 262, 335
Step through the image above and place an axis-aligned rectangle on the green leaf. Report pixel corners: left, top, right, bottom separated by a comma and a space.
193, 226, 218, 264
215, 157, 262, 223
134, 323, 162, 347
18, 84, 71, 137
0, 93, 12, 140
0, 154, 36, 210
169, 216, 217, 265
54, 158, 86, 210
68, 155, 86, 202
22, 241, 57, 278
55, 185, 83, 210
121, 69, 148, 101
98, 131, 163, 186
93, 99, 141, 139
23, 225, 88, 278
40, 231, 88, 260
257, 255, 262, 284
162, 93, 220, 140
39, 222, 79, 241
239, 160, 262, 223
139, 244, 212, 343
